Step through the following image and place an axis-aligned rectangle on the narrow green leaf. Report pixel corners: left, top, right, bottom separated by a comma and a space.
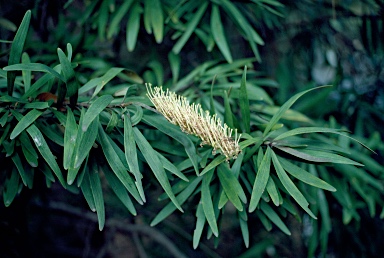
158, 153, 189, 182
63, 108, 77, 170
82, 95, 113, 131
57, 47, 79, 97
217, 163, 243, 211
11, 153, 33, 188
274, 127, 345, 141
201, 169, 219, 237
133, 127, 183, 212
211, 4, 233, 63
151, 176, 202, 226
107, 0, 133, 39
263, 86, 331, 137
223, 90, 234, 128
142, 114, 199, 174
239, 210, 249, 247
88, 163, 105, 231
150, 0, 164, 43
79, 67, 125, 94
7, 10, 31, 95
10, 109, 42, 140
80, 167, 96, 212
21, 52, 31, 92
3, 168, 20, 207
11, 110, 66, 187
271, 151, 317, 219
260, 201, 291, 235
200, 155, 226, 176
266, 176, 280, 206
193, 202, 206, 249
103, 166, 137, 215
74, 116, 99, 168
98, 125, 142, 204
276, 147, 363, 166
172, 2, 209, 54
279, 158, 336, 191
240, 66, 250, 133
249, 147, 271, 212
4, 63, 65, 82
126, 3, 142, 51
124, 114, 145, 202
168, 52, 180, 84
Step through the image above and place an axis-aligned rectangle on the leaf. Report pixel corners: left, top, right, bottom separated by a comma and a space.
266, 177, 280, 206
240, 66, 250, 133
200, 155, 226, 176
274, 127, 346, 141
126, 3, 142, 51
88, 162, 105, 231
124, 114, 145, 202
211, 4, 233, 63
21, 52, 31, 92
11, 110, 66, 188
63, 107, 78, 170
151, 176, 202, 226
276, 147, 363, 166
249, 147, 272, 212
7, 10, 31, 95
10, 109, 43, 139
78, 67, 125, 94
172, 2, 209, 54
57, 47, 79, 98
223, 90, 234, 128
150, 0, 164, 43
217, 163, 245, 211
80, 167, 96, 212
263, 86, 331, 137
98, 125, 142, 204
271, 151, 317, 219
107, 0, 134, 39
4, 63, 65, 82
142, 114, 199, 174
260, 201, 291, 235
201, 169, 219, 237
133, 127, 183, 212
193, 202, 206, 249
3, 168, 20, 207
82, 95, 113, 131
239, 210, 249, 248
103, 166, 137, 215
279, 158, 336, 191
11, 152, 33, 188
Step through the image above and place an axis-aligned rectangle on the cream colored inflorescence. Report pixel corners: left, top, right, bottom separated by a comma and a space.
146, 83, 241, 160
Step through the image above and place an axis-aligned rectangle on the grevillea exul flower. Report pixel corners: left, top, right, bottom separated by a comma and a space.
146, 84, 241, 160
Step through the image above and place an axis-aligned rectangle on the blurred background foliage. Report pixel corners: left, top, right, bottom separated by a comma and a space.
0, 0, 383, 257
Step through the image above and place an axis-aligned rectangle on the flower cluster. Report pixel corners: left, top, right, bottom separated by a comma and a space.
146, 84, 241, 160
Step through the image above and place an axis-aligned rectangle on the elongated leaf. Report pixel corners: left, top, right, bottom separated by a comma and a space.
74, 116, 99, 168
82, 95, 113, 131
98, 125, 142, 203
11, 110, 66, 187
223, 90, 234, 128
260, 201, 291, 235
266, 177, 280, 206
211, 4, 232, 63
249, 147, 271, 212
151, 176, 202, 226
240, 66, 250, 133
3, 168, 20, 207
142, 114, 199, 174
107, 0, 134, 39
193, 202, 206, 249
10, 109, 42, 139
201, 169, 218, 237
11, 153, 33, 188
126, 3, 142, 51
103, 166, 137, 215
239, 209, 249, 247
271, 151, 317, 219
124, 114, 145, 202
80, 167, 96, 212
88, 163, 105, 230
279, 158, 336, 191
133, 127, 182, 212
57, 48, 79, 97
150, 0, 164, 43
4, 63, 65, 82
217, 163, 243, 211
7, 10, 31, 95
79, 67, 125, 94
172, 2, 209, 54
274, 127, 345, 141
276, 147, 363, 166
63, 108, 77, 170
22, 52, 31, 92
158, 153, 189, 182
200, 155, 226, 176
263, 86, 331, 137
20, 132, 38, 167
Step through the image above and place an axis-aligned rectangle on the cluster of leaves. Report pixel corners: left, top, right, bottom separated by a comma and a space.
1, 1, 383, 256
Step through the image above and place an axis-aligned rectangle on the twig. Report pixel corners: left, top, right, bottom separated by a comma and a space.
41, 201, 188, 258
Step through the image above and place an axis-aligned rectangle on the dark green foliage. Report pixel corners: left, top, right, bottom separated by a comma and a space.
0, 1, 383, 257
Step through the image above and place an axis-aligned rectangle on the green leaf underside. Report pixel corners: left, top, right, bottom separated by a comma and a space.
201, 169, 219, 236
